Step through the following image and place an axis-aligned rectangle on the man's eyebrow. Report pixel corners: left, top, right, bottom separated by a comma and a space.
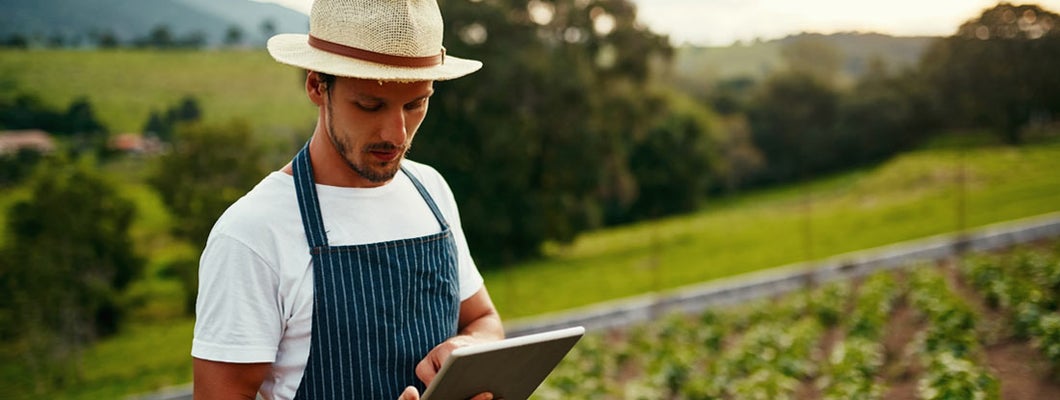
351, 89, 434, 103
351, 93, 384, 103
415, 89, 436, 101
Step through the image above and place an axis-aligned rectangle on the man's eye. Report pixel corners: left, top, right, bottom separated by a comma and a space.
357, 102, 383, 112
405, 99, 427, 110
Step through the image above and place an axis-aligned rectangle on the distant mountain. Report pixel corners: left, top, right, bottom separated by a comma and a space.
673, 32, 938, 85
0, 0, 307, 46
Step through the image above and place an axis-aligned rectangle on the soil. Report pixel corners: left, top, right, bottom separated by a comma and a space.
880, 281, 922, 400
939, 257, 1060, 400
595, 247, 1060, 399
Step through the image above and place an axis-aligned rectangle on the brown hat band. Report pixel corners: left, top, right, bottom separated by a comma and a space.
308, 35, 445, 68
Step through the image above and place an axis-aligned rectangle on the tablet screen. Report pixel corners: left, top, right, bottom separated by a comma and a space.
421, 326, 585, 400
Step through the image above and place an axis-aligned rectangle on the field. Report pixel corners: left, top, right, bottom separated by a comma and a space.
490, 139, 1060, 319
0, 49, 313, 136
534, 240, 1060, 399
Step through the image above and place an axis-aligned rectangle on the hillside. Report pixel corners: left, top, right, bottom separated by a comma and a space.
0, 0, 307, 46
672, 32, 937, 86
0, 49, 313, 135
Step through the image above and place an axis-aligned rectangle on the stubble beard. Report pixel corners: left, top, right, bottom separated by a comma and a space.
325, 100, 405, 184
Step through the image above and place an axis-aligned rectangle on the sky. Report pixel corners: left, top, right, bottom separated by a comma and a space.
256, 0, 1060, 46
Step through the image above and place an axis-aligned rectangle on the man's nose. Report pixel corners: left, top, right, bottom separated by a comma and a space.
380, 109, 408, 146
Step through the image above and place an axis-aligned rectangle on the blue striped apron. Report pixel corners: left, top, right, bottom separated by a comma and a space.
291, 144, 460, 399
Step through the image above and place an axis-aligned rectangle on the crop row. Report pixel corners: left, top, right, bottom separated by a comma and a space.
533, 241, 1060, 399
960, 246, 1060, 366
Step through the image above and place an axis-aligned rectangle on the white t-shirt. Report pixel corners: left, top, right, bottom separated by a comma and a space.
191, 160, 484, 400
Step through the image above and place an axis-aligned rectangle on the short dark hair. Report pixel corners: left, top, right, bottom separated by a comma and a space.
315, 72, 337, 90
314, 71, 337, 95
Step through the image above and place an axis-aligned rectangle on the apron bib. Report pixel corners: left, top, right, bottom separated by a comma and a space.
291, 144, 460, 399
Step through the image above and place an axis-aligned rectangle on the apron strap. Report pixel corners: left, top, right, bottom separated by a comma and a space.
292, 142, 329, 249
292, 142, 451, 249
400, 165, 451, 231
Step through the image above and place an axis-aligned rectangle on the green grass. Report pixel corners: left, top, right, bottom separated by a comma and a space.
486, 141, 1060, 319
0, 320, 195, 400
0, 49, 314, 136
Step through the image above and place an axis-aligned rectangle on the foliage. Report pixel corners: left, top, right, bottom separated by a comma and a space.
917, 352, 1000, 400
919, 3, 1060, 144
143, 95, 203, 142
746, 70, 839, 183
419, 0, 686, 265
0, 93, 106, 136
535, 242, 1060, 400
961, 245, 1060, 367
908, 267, 999, 400
627, 93, 719, 220
0, 155, 141, 392
148, 120, 267, 250
0, 148, 45, 188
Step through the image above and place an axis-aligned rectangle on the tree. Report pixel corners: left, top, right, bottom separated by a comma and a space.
0, 94, 108, 152
260, 18, 277, 41
0, 156, 141, 390
835, 59, 933, 164
628, 91, 719, 220
920, 3, 1060, 143
747, 71, 840, 183
1, 33, 29, 48
224, 25, 244, 47
90, 29, 120, 48
143, 95, 203, 142
148, 120, 267, 249
417, 0, 674, 265
145, 25, 174, 48
0, 148, 45, 188
62, 97, 108, 153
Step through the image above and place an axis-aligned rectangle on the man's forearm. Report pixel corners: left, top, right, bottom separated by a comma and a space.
459, 308, 504, 340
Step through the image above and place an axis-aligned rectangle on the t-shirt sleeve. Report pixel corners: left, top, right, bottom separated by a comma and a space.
192, 232, 284, 363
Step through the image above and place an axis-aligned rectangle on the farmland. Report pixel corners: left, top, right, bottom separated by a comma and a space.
535, 240, 1060, 399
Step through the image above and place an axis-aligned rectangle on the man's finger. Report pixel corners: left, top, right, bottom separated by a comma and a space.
399, 386, 420, 400
415, 357, 438, 385
468, 392, 494, 400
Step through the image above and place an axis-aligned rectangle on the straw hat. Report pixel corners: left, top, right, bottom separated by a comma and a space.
267, 0, 482, 81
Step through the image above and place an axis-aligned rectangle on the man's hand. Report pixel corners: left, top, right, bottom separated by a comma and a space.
414, 334, 483, 384
415, 287, 504, 385
411, 287, 504, 400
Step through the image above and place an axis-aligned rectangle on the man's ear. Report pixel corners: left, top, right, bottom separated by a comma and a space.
306, 71, 327, 107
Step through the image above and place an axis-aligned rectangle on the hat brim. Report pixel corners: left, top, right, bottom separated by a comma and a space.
267, 34, 482, 82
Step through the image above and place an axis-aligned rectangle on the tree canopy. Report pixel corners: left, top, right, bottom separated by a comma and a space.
417, 0, 694, 265
920, 3, 1060, 143
0, 156, 140, 387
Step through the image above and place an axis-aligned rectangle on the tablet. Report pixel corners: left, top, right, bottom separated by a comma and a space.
421, 326, 585, 400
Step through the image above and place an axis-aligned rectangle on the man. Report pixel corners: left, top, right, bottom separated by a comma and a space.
191, 1, 504, 399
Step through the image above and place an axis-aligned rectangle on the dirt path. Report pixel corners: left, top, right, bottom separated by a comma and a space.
880, 271, 922, 399
939, 257, 1060, 400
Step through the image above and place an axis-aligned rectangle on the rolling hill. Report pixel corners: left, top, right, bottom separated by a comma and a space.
0, 0, 307, 46
672, 32, 938, 87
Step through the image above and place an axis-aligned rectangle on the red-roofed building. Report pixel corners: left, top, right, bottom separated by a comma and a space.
0, 130, 55, 155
